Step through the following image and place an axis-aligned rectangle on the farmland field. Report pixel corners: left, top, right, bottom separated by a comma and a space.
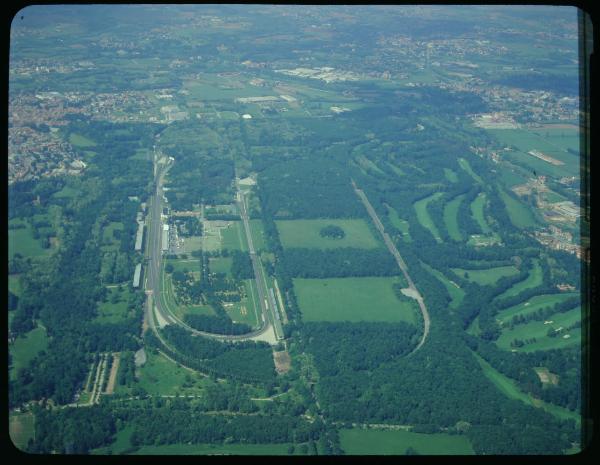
495, 259, 543, 300
224, 280, 260, 327
294, 277, 417, 323
69, 132, 96, 147
9, 412, 35, 451
10, 326, 49, 381
209, 256, 232, 276
470, 193, 492, 234
413, 192, 444, 243
444, 167, 458, 183
276, 219, 380, 249
181, 235, 204, 254
451, 265, 519, 286
339, 428, 474, 455
443, 194, 465, 241
497, 293, 579, 324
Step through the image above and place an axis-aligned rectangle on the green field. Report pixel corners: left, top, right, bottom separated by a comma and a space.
276, 219, 380, 249
69, 132, 97, 147
339, 428, 474, 455
181, 235, 204, 254
451, 265, 519, 286
9, 219, 52, 258
458, 158, 483, 184
224, 280, 260, 328
294, 277, 417, 323
167, 258, 202, 274
496, 307, 581, 352
386, 205, 412, 242
498, 188, 537, 229
421, 262, 464, 309
470, 193, 492, 234
209, 256, 232, 276
9, 412, 35, 452
220, 221, 248, 252
10, 326, 49, 381
413, 192, 444, 243
473, 351, 579, 422
444, 167, 459, 183
497, 292, 579, 324
443, 194, 465, 241
495, 259, 543, 300
95, 286, 134, 323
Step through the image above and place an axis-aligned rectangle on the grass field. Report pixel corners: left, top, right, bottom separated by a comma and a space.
209, 256, 232, 276
339, 429, 474, 455
470, 193, 492, 234
495, 259, 543, 300
10, 326, 49, 381
181, 235, 204, 254
386, 205, 412, 242
443, 194, 465, 241
167, 258, 202, 274
220, 221, 247, 252
444, 168, 459, 183
9, 412, 35, 451
421, 262, 464, 309
498, 188, 537, 229
9, 219, 52, 258
276, 219, 380, 249
496, 307, 581, 352
294, 277, 417, 323
413, 192, 444, 243
451, 265, 519, 286
69, 132, 96, 147
458, 158, 483, 184
100, 222, 124, 252
472, 351, 579, 423
95, 286, 134, 324
497, 292, 579, 324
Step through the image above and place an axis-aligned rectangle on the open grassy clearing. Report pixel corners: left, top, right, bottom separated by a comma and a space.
495, 259, 543, 300
95, 286, 134, 324
413, 192, 444, 243
458, 158, 483, 184
470, 193, 492, 234
10, 326, 49, 381
386, 205, 412, 242
167, 258, 202, 274
294, 277, 417, 323
472, 351, 580, 423
221, 221, 247, 252
339, 428, 474, 455
209, 256, 232, 276
9, 219, 53, 258
421, 262, 464, 309
223, 280, 260, 327
496, 307, 581, 352
444, 167, 459, 183
497, 292, 579, 324
443, 194, 465, 241
9, 412, 35, 452
181, 235, 204, 254
276, 219, 380, 249
451, 265, 519, 286
69, 132, 97, 147
498, 188, 537, 229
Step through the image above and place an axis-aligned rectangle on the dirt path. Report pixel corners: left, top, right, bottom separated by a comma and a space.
352, 180, 431, 354
105, 353, 120, 394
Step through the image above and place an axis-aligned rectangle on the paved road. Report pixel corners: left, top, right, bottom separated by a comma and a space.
144, 155, 278, 343
352, 180, 431, 353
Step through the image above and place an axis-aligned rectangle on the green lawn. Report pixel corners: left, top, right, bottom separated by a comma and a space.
181, 235, 204, 254
470, 193, 492, 234
497, 293, 579, 324
458, 158, 483, 184
339, 429, 474, 455
9, 219, 52, 258
10, 326, 49, 380
496, 307, 581, 352
224, 280, 260, 328
386, 205, 412, 242
95, 286, 134, 323
69, 132, 96, 147
294, 277, 417, 323
52, 185, 79, 199
421, 262, 464, 309
451, 265, 519, 286
161, 265, 213, 320
276, 219, 380, 249
209, 256, 232, 276
495, 259, 543, 300
9, 412, 35, 452
413, 192, 444, 243
498, 188, 537, 229
220, 222, 247, 252
473, 351, 580, 423
444, 168, 459, 183
443, 194, 465, 241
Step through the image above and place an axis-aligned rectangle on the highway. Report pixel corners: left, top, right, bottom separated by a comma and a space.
144, 152, 280, 344
352, 180, 430, 353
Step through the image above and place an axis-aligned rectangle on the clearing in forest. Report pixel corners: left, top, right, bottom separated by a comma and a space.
276, 219, 379, 249
443, 194, 465, 241
413, 192, 444, 243
451, 265, 519, 286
